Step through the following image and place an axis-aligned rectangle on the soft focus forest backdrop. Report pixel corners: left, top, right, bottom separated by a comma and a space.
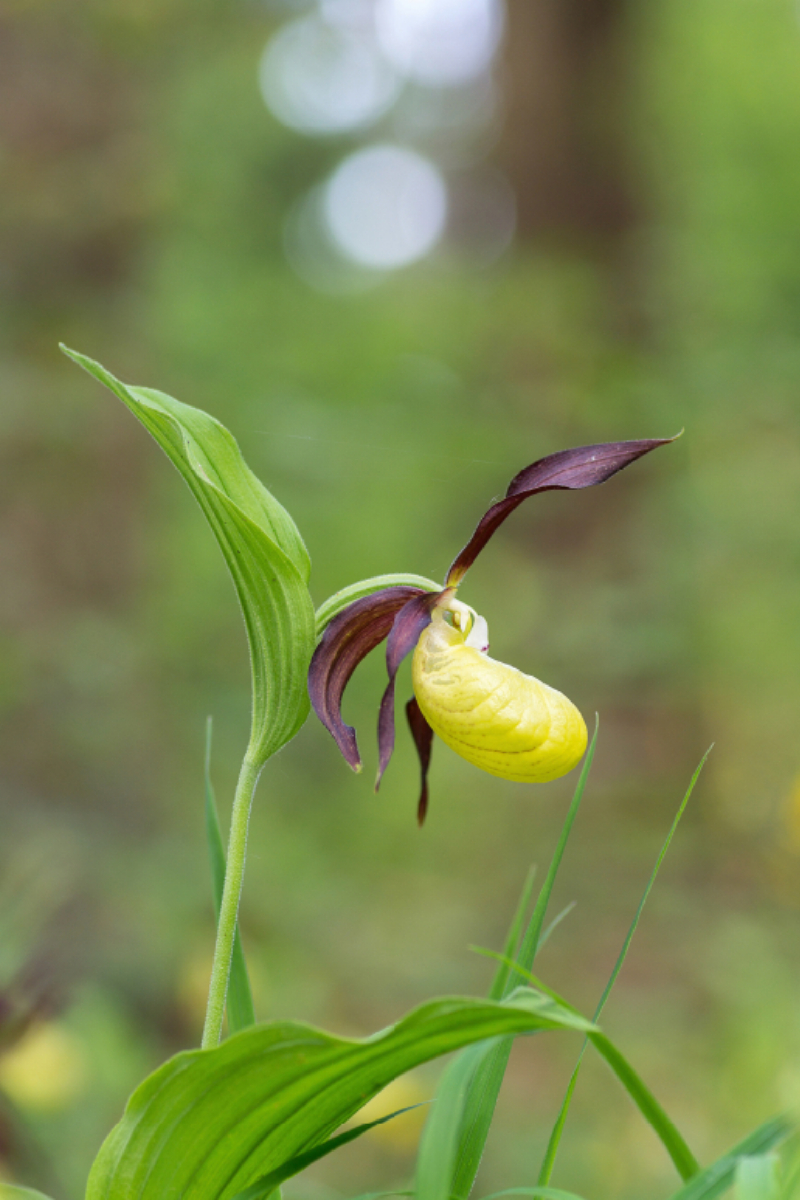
2, 1, 800, 1197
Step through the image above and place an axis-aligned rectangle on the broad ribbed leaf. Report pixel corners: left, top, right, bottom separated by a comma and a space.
230, 1105, 428, 1200
86, 992, 592, 1200
666, 1117, 794, 1200
62, 347, 315, 767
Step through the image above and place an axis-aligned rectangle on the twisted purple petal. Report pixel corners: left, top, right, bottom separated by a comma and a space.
446, 437, 678, 586
308, 586, 426, 771
375, 589, 448, 791
406, 696, 434, 826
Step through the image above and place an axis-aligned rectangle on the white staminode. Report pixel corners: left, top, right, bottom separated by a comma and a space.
446, 599, 489, 653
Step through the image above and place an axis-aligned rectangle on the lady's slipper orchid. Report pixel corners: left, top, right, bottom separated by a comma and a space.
308, 437, 674, 823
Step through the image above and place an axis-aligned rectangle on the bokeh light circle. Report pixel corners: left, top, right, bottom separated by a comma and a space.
374, 0, 504, 87
259, 14, 401, 135
323, 144, 447, 269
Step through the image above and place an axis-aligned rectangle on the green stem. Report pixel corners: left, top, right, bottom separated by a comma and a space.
202, 751, 261, 1049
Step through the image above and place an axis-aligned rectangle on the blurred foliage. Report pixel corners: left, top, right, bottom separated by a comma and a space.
1, 0, 800, 1197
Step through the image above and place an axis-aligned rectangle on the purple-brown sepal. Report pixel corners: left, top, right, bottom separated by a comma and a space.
406, 696, 434, 826
308, 586, 427, 771
446, 437, 677, 586
375, 590, 447, 790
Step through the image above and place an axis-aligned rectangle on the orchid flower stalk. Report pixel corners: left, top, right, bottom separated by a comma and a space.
309, 437, 675, 822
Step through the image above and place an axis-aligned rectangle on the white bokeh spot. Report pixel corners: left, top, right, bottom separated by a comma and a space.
259, 14, 400, 135
323, 144, 447, 269
374, 0, 503, 86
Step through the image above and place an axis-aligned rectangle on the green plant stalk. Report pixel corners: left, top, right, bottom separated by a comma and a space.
202, 750, 261, 1048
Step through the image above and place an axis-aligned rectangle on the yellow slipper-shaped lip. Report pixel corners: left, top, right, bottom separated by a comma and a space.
412, 608, 587, 783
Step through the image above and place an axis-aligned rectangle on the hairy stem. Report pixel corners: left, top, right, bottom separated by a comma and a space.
202, 752, 261, 1048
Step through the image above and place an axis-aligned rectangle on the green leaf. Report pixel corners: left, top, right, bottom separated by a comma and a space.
86, 991, 592, 1200
536, 902, 577, 953
666, 1116, 794, 1200
230, 1104, 429, 1200
588, 1029, 698, 1181
417, 1043, 491, 1200
347, 1192, 414, 1200
487, 867, 536, 1002
447, 720, 599, 1200
538, 749, 711, 1186
0, 1189, 57, 1200
62, 347, 316, 769
205, 717, 255, 1033
481, 1189, 589, 1200
414, 1057, 589, 1200
315, 574, 442, 637
736, 1156, 781, 1200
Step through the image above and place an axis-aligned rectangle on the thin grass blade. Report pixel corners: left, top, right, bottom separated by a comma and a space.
588, 1030, 698, 1181
514, 718, 599, 976
783, 1152, 800, 1199
488, 867, 536, 1001
447, 720, 598, 1200
230, 1105, 429, 1200
347, 1192, 413, 1200
538, 750, 710, 1186
481, 1189, 588, 1200
665, 1117, 794, 1200
735, 1156, 781, 1200
417, 1044, 490, 1200
205, 718, 255, 1034
536, 902, 577, 953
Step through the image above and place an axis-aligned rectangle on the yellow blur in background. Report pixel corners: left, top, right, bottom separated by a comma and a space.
0, 1024, 86, 1114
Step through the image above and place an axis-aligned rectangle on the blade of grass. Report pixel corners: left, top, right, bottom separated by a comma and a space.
513, 718, 599, 979
205, 717, 255, 1034
538, 749, 711, 1186
589, 1029, 698, 1181
488, 867, 536, 1001
417, 1044, 490, 1200
481, 1189, 588, 1200
735, 1155, 781, 1200
347, 1192, 414, 1200
230, 1106, 429, 1200
536, 902, 577, 954
782, 1151, 800, 1199
479, 959, 700, 1182
504, 963, 699, 1181
448, 719, 599, 1200
665, 1117, 794, 1200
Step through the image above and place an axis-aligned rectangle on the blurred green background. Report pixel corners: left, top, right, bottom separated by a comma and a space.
2, 0, 800, 1196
